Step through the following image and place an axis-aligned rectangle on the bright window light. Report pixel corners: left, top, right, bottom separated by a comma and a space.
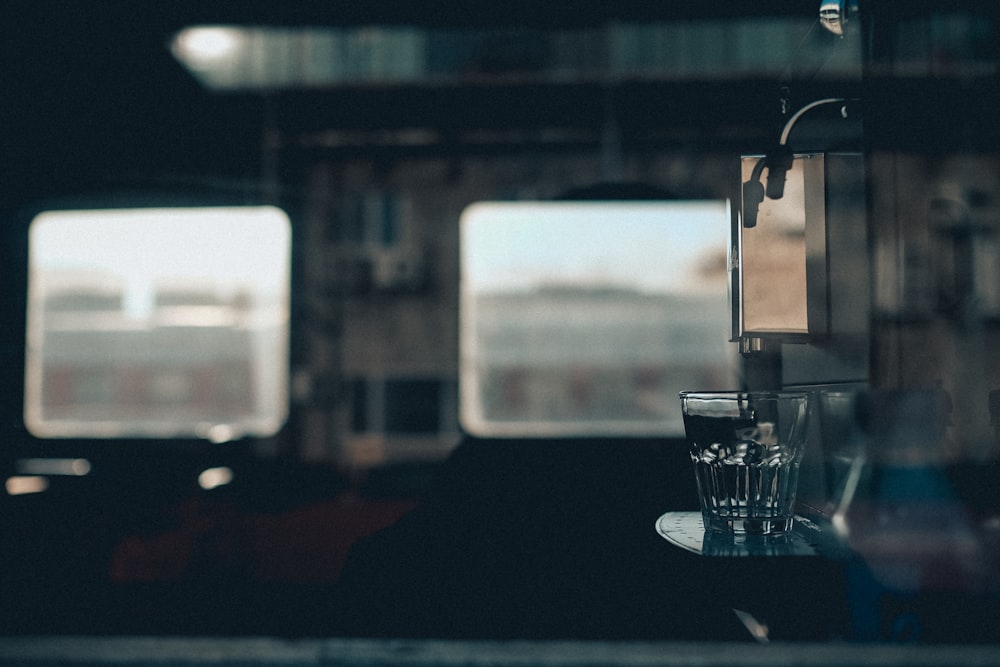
459, 200, 737, 437
15, 458, 91, 476
198, 466, 234, 490
25, 206, 292, 441
171, 27, 245, 67
5, 476, 49, 496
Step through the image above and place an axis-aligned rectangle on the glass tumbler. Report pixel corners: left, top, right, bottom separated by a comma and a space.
680, 391, 811, 535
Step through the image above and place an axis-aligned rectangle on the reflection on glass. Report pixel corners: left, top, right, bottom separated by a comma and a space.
25, 206, 291, 441
459, 200, 736, 437
734, 154, 827, 336
822, 390, 991, 594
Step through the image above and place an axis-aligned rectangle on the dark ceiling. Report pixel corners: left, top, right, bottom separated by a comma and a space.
7, 0, 992, 211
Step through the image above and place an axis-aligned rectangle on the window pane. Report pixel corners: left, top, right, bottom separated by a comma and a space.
460, 200, 737, 437
25, 206, 291, 441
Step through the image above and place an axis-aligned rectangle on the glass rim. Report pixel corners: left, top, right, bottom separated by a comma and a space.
678, 390, 810, 401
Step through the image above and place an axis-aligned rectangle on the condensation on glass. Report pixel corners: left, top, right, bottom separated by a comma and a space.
459, 200, 737, 438
24, 206, 291, 442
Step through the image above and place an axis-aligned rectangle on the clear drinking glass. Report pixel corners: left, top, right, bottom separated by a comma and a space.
679, 391, 811, 535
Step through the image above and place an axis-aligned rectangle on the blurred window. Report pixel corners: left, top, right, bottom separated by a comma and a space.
169, 20, 857, 91
25, 206, 291, 441
460, 200, 737, 437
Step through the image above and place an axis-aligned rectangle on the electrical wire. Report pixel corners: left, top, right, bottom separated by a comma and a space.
779, 97, 846, 144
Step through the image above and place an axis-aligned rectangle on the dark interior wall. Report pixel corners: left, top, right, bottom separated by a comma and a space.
0, 3, 832, 640
2, 0, 1000, 650
0, 3, 849, 460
